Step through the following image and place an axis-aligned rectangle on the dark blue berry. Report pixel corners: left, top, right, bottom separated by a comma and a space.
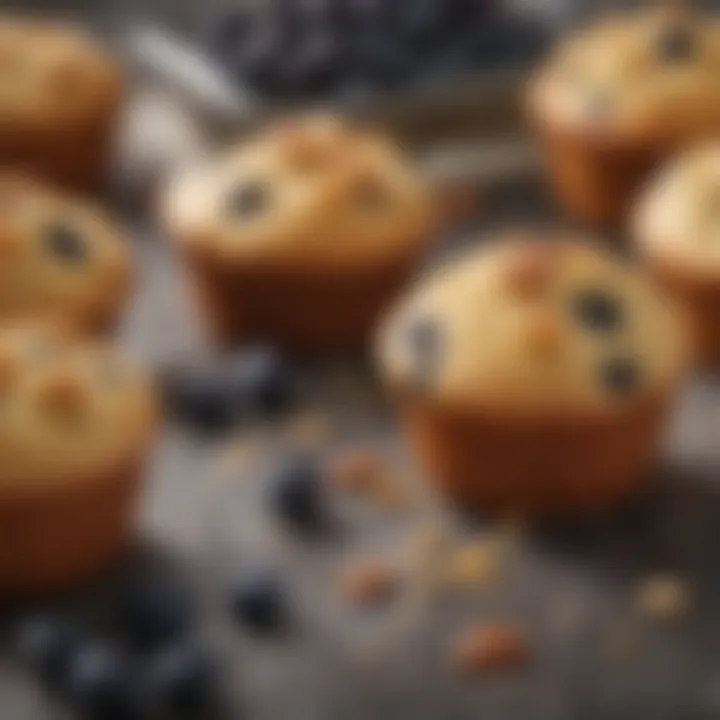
162, 370, 237, 435
226, 182, 269, 219
68, 645, 143, 720
352, 33, 416, 90
657, 26, 696, 63
229, 575, 286, 634
227, 346, 293, 417
18, 615, 80, 691
602, 357, 640, 396
206, 9, 253, 62
117, 581, 192, 651
574, 290, 623, 333
269, 456, 325, 533
278, 30, 345, 97
151, 644, 217, 716
45, 225, 86, 265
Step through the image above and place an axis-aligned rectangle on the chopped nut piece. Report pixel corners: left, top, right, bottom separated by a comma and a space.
446, 542, 500, 588
452, 623, 529, 675
341, 557, 397, 607
408, 521, 448, 563
606, 626, 640, 663
216, 434, 262, 474
635, 574, 692, 623
285, 410, 332, 449
328, 449, 385, 493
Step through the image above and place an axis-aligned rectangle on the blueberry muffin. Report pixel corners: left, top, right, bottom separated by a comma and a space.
0, 326, 158, 595
635, 143, 720, 368
0, 18, 124, 192
528, 6, 720, 227
161, 115, 437, 350
377, 236, 689, 516
0, 174, 132, 335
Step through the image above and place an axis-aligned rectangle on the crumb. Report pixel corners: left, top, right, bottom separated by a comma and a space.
445, 541, 500, 589
452, 623, 529, 675
328, 449, 386, 493
441, 184, 483, 223
341, 557, 398, 607
407, 521, 448, 563
285, 410, 332, 449
216, 434, 263, 474
635, 574, 692, 623
605, 626, 640, 663
370, 476, 410, 512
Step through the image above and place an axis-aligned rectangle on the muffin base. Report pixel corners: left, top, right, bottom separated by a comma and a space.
643, 254, 720, 369
0, 107, 121, 194
536, 124, 665, 229
0, 457, 145, 597
183, 251, 421, 352
397, 392, 674, 517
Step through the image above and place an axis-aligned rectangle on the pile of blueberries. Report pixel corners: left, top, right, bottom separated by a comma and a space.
18, 568, 294, 719
14, 347, 332, 719
205, 0, 551, 101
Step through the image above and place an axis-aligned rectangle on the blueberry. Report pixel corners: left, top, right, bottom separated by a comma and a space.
573, 290, 623, 334
602, 357, 640, 396
227, 346, 293, 417
277, 31, 345, 97
352, 33, 417, 90
151, 644, 216, 716
657, 26, 696, 63
229, 574, 286, 634
44, 224, 86, 265
117, 580, 192, 651
355, 176, 389, 212
18, 615, 80, 690
269, 456, 326, 533
68, 645, 143, 720
205, 9, 253, 62
162, 370, 236, 435
225, 182, 269, 219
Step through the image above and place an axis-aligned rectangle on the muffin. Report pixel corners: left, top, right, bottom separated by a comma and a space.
377, 236, 689, 516
0, 18, 124, 192
528, 6, 720, 227
635, 143, 720, 368
0, 174, 132, 335
0, 325, 158, 596
161, 115, 437, 351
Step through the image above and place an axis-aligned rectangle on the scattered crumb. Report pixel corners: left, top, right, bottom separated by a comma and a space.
341, 557, 398, 607
407, 521, 449, 564
452, 623, 529, 675
285, 410, 332, 449
441, 184, 483, 223
635, 574, 692, 623
370, 476, 410, 512
328, 449, 386, 493
445, 542, 501, 589
216, 434, 263, 474
605, 625, 640, 663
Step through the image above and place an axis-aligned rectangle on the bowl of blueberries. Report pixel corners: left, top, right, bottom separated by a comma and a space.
126, 0, 566, 144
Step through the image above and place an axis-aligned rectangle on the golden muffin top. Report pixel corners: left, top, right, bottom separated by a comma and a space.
377, 237, 689, 417
0, 325, 157, 487
161, 115, 437, 270
635, 143, 720, 276
529, 6, 720, 142
0, 17, 122, 128
0, 174, 131, 335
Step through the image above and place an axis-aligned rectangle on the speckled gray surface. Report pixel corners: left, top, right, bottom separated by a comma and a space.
2, 179, 720, 720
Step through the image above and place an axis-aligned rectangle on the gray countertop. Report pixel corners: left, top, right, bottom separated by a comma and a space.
3, 180, 720, 720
